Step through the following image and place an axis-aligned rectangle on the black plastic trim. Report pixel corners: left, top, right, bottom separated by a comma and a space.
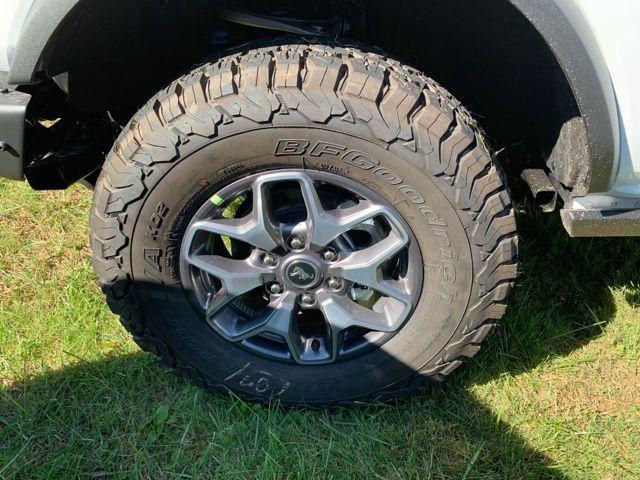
0, 88, 31, 180
507, 0, 618, 193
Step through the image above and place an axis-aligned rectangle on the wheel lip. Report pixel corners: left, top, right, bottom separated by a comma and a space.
178, 168, 424, 365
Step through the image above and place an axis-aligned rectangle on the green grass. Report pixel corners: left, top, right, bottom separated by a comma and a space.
0, 179, 639, 479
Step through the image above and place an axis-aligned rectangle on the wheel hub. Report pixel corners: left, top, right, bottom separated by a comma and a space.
283, 257, 322, 290
180, 169, 423, 365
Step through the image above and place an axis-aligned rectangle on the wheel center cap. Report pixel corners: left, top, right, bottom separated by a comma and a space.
284, 260, 321, 289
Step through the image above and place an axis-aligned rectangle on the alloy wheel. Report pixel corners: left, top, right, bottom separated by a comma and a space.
180, 170, 423, 365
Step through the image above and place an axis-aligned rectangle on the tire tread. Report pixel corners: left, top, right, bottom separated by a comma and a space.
90, 42, 518, 407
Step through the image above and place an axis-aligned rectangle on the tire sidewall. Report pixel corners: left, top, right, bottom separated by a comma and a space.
127, 119, 475, 404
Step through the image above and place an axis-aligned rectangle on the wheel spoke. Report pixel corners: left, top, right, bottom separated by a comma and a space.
183, 178, 282, 253
184, 217, 277, 252
318, 291, 396, 333
211, 291, 298, 342
204, 288, 236, 321
328, 230, 410, 304
257, 292, 306, 360
317, 289, 412, 360
375, 279, 412, 305
185, 254, 273, 317
297, 174, 387, 247
257, 292, 337, 364
249, 177, 285, 250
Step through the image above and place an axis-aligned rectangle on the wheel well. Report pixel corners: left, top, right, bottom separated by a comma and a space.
26, 0, 600, 196
361, 0, 592, 196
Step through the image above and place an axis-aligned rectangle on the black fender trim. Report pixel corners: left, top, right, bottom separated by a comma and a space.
507, 0, 618, 193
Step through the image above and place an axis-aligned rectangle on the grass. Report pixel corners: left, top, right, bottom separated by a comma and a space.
0, 179, 639, 479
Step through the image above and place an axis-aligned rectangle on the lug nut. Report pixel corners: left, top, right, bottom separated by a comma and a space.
289, 235, 305, 251
327, 277, 343, 290
262, 253, 278, 267
300, 293, 315, 306
322, 248, 337, 262
268, 283, 284, 295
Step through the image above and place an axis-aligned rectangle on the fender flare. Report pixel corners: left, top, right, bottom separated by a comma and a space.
507, 0, 619, 192
8, 0, 619, 193
7, 0, 82, 85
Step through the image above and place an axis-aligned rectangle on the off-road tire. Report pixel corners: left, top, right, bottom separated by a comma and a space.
90, 43, 518, 407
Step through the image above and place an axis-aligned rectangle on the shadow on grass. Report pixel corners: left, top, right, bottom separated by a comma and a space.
1, 207, 638, 478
